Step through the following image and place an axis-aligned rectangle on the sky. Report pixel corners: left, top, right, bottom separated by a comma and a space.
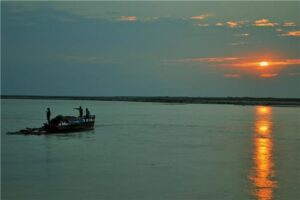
1, 1, 300, 97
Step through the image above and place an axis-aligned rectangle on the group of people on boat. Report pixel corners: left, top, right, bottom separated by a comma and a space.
46, 106, 91, 124
74, 106, 90, 119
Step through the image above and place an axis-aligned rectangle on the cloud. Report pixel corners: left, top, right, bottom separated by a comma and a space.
142, 17, 159, 22
177, 56, 300, 68
288, 72, 300, 76
282, 22, 296, 27
226, 21, 239, 28
195, 23, 209, 27
174, 56, 300, 79
178, 57, 240, 63
233, 33, 250, 37
230, 59, 300, 68
226, 21, 247, 28
116, 16, 159, 22
219, 19, 295, 29
260, 73, 278, 78
215, 22, 224, 26
118, 16, 137, 22
61, 54, 124, 65
253, 19, 278, 27
190, 14, 212, 20
280, 31, 300, 37
231, 41, 248, 46
224, 73, 241, 78
271, 59, 300, 65
63, 55, 106, 64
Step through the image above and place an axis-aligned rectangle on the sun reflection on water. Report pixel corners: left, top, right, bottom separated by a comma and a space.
250, 106, 277, 200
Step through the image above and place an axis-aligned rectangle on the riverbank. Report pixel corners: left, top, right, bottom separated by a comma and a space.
2, 95, 300, 106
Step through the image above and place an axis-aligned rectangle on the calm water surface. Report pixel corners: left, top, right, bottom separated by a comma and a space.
1, 99, 299, 200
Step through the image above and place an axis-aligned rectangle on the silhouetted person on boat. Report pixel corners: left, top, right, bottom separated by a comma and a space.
85, 108, 90, 122
74, 106, 83, 118
46, 108, 51, 124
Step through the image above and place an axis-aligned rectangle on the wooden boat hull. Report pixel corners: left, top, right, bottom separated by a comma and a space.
7, 115, 96, 135
43, 121, 95, 133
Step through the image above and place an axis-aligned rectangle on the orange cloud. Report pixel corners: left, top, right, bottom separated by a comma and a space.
118, 16, 137, 22
254, 19, 278, 27
280, 31, 300, 37
190, 14, 212, 20
271, 59, 300, 65
260, 73, 278, 78
179, 57, 300, 67
282, 22, 296, 27
224, 73, 241, 78
231, 59, 300, 68
226, 20, 248, 28
176, 55, 300, 78
176, 56, 300, 80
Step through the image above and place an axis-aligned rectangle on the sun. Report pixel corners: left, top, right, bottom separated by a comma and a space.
258, 106, 270, 114
259, 61, 269, 67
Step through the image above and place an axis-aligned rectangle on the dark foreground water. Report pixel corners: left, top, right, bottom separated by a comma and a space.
1, 99, 299, 200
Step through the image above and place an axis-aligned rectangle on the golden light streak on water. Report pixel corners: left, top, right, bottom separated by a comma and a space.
250, 106, 277, 200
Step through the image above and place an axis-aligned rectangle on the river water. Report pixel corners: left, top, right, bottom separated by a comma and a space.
1, 99, 299, 200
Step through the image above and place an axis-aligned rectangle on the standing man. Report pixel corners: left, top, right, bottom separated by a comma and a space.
74, 106, 83, 118
79, 106, 83, 117
46, 108, 51, 124
79, 106, 83, 118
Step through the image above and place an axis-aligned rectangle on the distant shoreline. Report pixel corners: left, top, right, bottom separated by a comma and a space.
2, 95, 300, 107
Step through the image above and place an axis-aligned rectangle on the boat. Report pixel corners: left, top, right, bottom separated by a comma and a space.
43, 115, 96, 133
8, 114, 96, 135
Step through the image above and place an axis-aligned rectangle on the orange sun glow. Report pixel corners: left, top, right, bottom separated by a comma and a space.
259, 61, 269, 67
258, 106, 270, 115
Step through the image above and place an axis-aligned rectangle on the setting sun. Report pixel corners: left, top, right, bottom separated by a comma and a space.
258, 106, 270, 115
259, 61, 269, 67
